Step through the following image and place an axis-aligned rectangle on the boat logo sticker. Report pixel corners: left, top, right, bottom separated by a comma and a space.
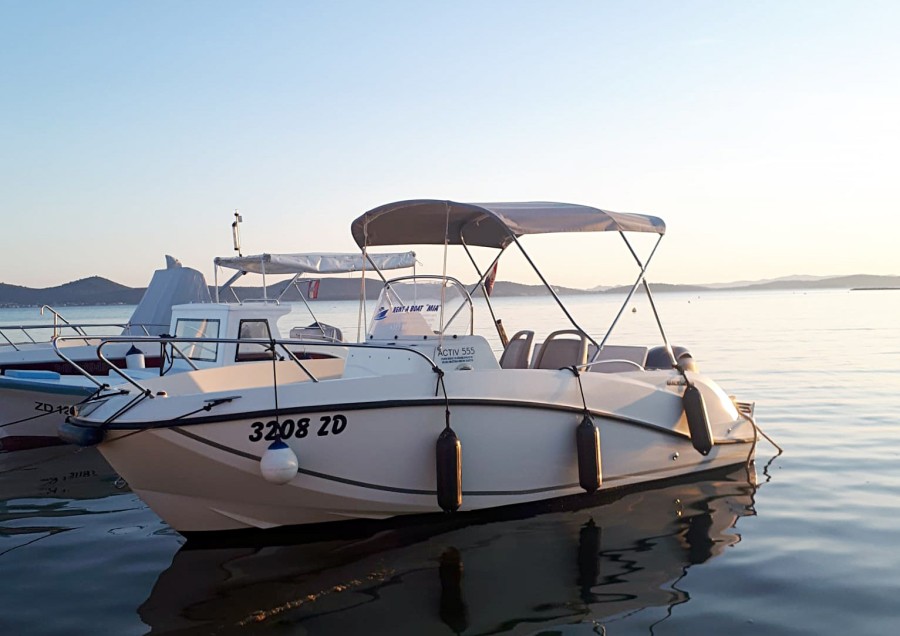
436, 345, 476, 365
374, 307, 389, 320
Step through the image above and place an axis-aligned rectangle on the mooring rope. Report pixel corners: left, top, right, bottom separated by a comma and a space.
432, 366, 452, 430
567, 365, 591, 418
0, 409, 61, 429
737, 407, 783, 469
269, 338, 281, 428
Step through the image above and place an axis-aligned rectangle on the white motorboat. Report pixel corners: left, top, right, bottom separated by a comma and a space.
3, 251, 415, 450
0, 256, 210, 451
62, 200, 764, 534
0, 256, 209, 376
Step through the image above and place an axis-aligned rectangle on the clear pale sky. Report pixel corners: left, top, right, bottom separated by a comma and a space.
2, 1, 898, 289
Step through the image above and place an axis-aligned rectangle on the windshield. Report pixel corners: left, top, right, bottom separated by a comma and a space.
368, 276, 472, 339
173, 318, 220, 361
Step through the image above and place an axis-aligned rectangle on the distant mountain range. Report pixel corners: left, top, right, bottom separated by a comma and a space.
0, 276, 146, 307
1, 274, 898, 308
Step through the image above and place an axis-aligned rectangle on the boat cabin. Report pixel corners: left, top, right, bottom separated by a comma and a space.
163, 302, 291, 370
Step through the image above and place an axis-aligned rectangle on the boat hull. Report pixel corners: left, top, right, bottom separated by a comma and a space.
91, 368, 755, 532
0, 378, 94, 450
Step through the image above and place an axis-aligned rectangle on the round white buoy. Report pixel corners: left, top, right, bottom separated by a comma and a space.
260, 439, 299, 484
125, 345, 146, 369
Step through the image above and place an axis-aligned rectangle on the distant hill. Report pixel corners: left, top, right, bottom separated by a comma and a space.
225, 279, 589, 301
230, 278, 386, 302
0, 277, 145, 307
603, 282, 711, 294
736, 274, 900, 291
1, 273, 899, 307
699, 274, 834, 289
597, 275, 900, 294
489, 281, 589, 297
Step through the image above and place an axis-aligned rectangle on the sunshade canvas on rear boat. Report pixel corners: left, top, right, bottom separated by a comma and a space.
214, 252, 417, 275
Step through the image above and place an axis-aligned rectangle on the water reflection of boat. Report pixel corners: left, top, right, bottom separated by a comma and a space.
0, 444, 127, 502
139, 465, 758, 634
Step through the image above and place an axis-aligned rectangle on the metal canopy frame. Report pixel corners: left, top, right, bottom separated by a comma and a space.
353, 200, 676, 366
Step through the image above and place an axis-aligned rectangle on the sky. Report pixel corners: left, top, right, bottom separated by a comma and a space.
2, 1, 899, 290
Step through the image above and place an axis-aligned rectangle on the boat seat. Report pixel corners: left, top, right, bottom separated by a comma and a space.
532, 330, 589, 370
235, 351, 277, 363
290, 322, 343, 343
499, 330, 534, 369
587, 344, 648, 373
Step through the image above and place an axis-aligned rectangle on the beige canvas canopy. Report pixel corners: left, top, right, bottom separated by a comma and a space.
212, 251, 417, 303
351, 200, 666, 249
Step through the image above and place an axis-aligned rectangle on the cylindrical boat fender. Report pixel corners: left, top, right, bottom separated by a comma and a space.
576, 414, 602, 492
436, 427, 462, 512
125, 345, 146, 370
260, 439, 299, 484
683, 384, 714, 455
58, 420, 105, 447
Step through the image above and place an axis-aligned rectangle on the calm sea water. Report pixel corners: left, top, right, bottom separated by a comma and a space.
1, 289, 898, 635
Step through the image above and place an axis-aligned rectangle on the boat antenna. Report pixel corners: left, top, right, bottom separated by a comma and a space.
232, 210, 243, 256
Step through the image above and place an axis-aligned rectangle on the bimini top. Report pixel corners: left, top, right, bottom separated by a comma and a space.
351, 200, 666, 249
214, 251, 417, 276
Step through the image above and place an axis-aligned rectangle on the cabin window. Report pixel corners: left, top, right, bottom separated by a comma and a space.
173, 318, 220, 362
236, 319, 274, 362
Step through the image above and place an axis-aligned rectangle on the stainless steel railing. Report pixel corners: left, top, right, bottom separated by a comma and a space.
0, 306, 163, 351
52, 334, 440, 397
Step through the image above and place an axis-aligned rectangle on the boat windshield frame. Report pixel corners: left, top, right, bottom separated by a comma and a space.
368, 274, 474, 339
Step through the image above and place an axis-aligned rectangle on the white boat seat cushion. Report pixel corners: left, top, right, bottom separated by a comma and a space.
499, 330, 534, 369
532, 330, 589, 369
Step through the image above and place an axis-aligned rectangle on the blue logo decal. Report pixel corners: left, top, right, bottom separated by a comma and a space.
374, 307, 389, 321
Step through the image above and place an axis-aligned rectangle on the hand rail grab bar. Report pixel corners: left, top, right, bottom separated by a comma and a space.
54, 334, 442, 398
0, 329, 20, 351
0, 321, 166, 349
162, 340, 201, 372
95, 341, 155, 397
274, 342, 318, 383
40, 305, 90, 338
51, 338, 108, 390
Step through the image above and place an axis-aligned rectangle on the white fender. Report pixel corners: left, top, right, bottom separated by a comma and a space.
260, 439, 299, 484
